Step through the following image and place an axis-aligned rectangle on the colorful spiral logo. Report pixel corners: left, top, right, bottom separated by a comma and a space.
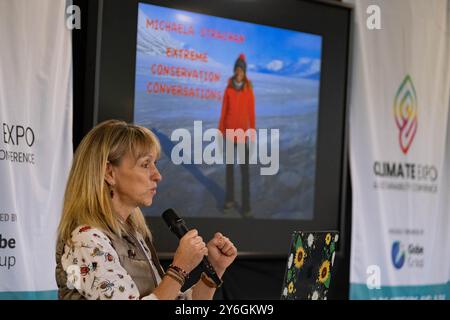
394, 75, 418, 154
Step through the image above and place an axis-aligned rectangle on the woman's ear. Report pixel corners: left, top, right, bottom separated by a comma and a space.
104, 161, 116, 186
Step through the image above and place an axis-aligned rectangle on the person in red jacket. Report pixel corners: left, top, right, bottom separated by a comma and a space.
218, 54, 255, 217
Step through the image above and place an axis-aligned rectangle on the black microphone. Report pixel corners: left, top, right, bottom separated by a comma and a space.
162, 208, 223, 287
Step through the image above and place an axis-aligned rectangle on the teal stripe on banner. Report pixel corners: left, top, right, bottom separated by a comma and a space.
0, 290, 57, 300
350, 282, 450, 300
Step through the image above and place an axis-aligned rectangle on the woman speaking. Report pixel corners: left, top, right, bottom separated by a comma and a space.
55, 120, 237, 300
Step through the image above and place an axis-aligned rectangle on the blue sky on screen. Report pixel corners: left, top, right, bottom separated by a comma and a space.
139, 3, 322, 79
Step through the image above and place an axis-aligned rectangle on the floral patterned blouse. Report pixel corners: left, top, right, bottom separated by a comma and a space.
61, 226, 192, 300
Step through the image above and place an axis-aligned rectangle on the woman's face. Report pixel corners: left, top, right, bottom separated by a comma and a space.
235, 67, 244, 82
110, 149, 162, 208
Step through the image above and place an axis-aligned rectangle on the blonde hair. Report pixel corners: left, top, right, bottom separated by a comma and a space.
57, 120, 161, 246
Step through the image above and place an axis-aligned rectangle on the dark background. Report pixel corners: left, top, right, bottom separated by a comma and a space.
72, 0, 352, 299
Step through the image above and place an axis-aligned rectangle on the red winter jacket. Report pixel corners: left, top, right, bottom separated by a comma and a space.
218, 78, 256, 143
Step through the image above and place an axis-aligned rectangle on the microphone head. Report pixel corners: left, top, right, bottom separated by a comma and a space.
162, 208, 188, 238
162, 208, 180, 227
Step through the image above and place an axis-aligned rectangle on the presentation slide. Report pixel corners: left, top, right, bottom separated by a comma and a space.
134, 3, 322, 220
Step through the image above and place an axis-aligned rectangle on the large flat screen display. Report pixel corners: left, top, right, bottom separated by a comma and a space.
91, 0, 351, 255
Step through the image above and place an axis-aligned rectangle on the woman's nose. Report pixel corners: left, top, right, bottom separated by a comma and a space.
152, 167, 162, 182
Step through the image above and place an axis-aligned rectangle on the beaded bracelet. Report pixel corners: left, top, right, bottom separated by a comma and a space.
168, 264, 189, 279
166, 267, 186, 284
164, 269, 185, 286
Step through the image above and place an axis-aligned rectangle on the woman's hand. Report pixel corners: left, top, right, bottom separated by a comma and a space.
206, 232, 238, 277
172, 229, 208, 273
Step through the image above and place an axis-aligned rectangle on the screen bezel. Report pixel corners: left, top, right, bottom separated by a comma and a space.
94, 0, 351, 257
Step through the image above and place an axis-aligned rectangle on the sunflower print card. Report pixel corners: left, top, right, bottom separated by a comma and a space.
281, 231, 339, 300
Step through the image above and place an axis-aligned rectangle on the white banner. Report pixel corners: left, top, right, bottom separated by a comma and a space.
0, 0, 72, 298
347, 0, 450, 299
